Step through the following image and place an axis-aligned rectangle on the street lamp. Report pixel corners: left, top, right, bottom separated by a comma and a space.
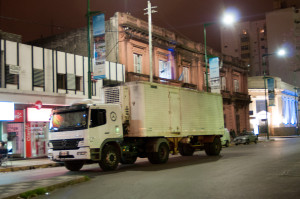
262, 48, 286, 140
204, 11, 237, 92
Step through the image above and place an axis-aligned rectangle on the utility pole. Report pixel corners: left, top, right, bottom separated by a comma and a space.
144, 1, 157, 83
87, 0, 92, 99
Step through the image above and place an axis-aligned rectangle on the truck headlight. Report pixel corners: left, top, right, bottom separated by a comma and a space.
48, 142, 53, 148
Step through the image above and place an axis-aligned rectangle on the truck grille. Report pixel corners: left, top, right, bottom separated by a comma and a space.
50, 138, 83, 150
104, 87, 120, 104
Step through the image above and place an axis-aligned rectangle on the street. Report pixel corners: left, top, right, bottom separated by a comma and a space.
37, 138, 300, 199
1, 138, 300, 199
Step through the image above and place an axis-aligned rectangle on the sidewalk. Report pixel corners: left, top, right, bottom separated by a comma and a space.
0, 158, 62, 173
0, 158, 88, 199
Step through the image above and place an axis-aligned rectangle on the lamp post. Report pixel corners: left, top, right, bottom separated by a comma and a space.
204, 12, 237, 92
262, 49, 286, 140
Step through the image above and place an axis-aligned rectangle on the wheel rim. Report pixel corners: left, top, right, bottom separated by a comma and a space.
106, 152, 117, 165
159, 146, 167, 160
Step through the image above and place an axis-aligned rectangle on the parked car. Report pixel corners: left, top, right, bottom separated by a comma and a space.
221, 128, 231, 147
234, 131, 258, 145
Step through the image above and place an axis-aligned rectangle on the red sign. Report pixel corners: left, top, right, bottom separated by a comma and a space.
25, 122, 32, 158
13, 110, 24, 123
35, 100, 42, 110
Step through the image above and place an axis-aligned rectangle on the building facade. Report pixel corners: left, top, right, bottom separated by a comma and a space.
248, 76, 299, 136
107, 12, 251, 134
0, 38, 110, 158
220, 3, 300, 88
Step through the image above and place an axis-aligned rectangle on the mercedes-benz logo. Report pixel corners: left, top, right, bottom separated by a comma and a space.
110, 112, 117, 121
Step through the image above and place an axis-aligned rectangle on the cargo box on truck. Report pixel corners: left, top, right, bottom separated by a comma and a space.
48, 81, 225, 171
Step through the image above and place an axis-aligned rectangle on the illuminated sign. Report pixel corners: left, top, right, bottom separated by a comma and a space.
0, 102, 15, 121
27, 108, 52, 122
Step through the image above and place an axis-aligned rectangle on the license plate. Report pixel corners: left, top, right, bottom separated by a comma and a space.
59, 151, 69, 156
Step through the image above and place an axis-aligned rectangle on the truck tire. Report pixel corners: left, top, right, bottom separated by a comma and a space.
148, 142, 169, 164
64, 160, 84, 171
99, 145, 120, 171
204, 137, 221, 156
120, 155, 137, 164
178, 143, 195, 156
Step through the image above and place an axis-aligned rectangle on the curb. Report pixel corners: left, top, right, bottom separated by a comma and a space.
0, 162, 63, 173
1, 175, 89, 199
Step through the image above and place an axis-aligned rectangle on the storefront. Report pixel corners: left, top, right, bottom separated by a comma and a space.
0, 102, 53, 158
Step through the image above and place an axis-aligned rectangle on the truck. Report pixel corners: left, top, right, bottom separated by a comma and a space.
48, 81, 225, 171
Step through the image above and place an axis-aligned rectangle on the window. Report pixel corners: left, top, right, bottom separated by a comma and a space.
133, 53, 142, 73
67, 74, 76, 90
90, 109, 106, 128
57, 74, 66, 89
241, 45, 249, 51
159, 60, 171, 79
5, 65, 19, 85
256, 100, 266, 113
221, 76, 226, 90
233, 79, 239, 92
242, 29, 248, 35
33, 69, 44, 87
182, 67, 189, 83
76, 76, 83, 91
241, 36, 249, 42
241, 53, 250, 59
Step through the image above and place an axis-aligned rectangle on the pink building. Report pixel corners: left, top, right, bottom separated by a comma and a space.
107, 13, 250, 134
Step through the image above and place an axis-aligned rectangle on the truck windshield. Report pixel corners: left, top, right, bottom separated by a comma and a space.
49, 110, 88, 132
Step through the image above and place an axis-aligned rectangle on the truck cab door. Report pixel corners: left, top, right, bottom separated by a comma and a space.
89, 108, 122, 148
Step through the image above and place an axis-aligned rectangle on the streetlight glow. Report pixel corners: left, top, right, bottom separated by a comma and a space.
277, 49, 286, 57
222, 13, 236, 25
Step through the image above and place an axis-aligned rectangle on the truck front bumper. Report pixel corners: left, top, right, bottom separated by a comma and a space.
48, 147, 91, 161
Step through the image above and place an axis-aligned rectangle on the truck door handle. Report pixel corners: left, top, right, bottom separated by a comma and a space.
105, 132, 110, 134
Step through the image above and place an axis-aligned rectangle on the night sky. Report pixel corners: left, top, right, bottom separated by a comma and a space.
0, 0, 278, 51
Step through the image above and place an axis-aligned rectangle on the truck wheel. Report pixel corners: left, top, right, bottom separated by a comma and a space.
120, 155, 137, 164
178, 143, 195, 156
64, 160, 84, 171
148, 143, 169, 164
204, 137, 221, 156
99, 145, 120, 171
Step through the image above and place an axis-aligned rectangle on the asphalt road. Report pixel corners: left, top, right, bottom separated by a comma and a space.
32, 138, 300, 199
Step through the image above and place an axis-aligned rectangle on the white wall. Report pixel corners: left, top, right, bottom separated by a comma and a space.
0, 39, 105, 105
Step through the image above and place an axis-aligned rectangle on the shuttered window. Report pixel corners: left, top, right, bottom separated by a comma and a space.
67, 73, 76, 90
5, 65, 19, 85
133, 53, 142, 73
33, 69, 44, 87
